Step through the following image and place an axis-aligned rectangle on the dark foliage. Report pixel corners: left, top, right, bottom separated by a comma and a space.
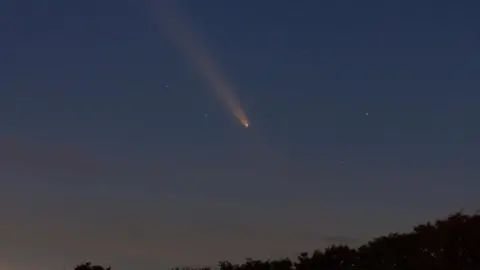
76, 211, 480, 270
74, 262, 111, 270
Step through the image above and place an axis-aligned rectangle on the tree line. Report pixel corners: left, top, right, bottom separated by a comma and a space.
75, 211, 480, 270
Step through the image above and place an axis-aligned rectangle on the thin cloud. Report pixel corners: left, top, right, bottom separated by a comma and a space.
0, 137, 105, 176
323, 236, 358, 245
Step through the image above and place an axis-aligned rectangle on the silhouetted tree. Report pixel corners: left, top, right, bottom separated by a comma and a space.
270, 258, 293, 270
74, 262, 111, 270
218, 260, 236, 270
78, 211, 480, 270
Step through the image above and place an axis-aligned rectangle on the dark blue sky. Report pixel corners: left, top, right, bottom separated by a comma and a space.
1, 1, 479, 269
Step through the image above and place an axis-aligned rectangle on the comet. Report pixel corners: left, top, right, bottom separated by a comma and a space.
149, 1, 249, 128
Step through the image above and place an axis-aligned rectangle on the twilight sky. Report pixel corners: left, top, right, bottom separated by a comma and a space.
1, 0, 479, 269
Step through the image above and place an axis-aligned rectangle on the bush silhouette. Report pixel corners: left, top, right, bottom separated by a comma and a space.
74, 262, 111, 270
76, 211, 480, 270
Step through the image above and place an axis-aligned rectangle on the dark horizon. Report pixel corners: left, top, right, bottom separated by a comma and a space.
74, 211, 480, 270
1, 0, 479, 269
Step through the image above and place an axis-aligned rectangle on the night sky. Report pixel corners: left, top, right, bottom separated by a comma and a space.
1, 1, 479, 269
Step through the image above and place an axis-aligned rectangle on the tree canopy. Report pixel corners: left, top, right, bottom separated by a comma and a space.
74, 262, 111, 270
75, 211, 480, 270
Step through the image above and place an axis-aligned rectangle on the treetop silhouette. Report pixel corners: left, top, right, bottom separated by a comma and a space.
75, 211, 480, 270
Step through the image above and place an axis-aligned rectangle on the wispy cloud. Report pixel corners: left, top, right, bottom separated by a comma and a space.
323, 236, 358, 245
0, 137, 105, 176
